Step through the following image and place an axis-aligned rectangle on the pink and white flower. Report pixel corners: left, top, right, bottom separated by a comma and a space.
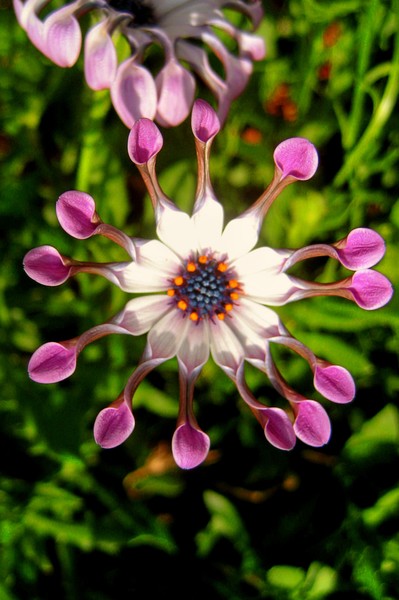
24, 100, 393, 469
13, 0, 265, 127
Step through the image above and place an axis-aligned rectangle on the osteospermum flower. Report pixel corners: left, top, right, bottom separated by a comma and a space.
13, 0, 265, 127
24, 100, 393, 469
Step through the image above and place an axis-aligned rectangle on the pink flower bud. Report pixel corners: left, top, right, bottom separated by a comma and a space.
24, 246, 71, 286
274, 137, 319, 180
191, 99, 220, 143
56, 191, 100, 239
128, 118, 163, 165
349, 270, 393, 310
261, 407, 296, 450
334, 228, 386, 269
94, 401, 135, 449
28, 342, 77, 383
293, 400, 331, 447
172, 422, 210, 469
314, 364, 356, 404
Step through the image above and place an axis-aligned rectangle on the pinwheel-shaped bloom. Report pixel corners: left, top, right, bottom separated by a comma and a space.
13, 0, 265, 127
24, 100, 393, 469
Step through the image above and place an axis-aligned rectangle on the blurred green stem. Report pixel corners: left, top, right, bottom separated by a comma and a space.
343, 0, 379, 152
75, 90, 111, 191
334, 0, 399, 187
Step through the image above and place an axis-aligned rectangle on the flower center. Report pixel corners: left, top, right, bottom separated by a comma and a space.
167, 253, 242, 322
107, 0, 155, 24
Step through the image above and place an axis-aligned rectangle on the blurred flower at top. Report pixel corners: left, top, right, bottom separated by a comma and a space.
13, 0, 265, 127
23, 100, 393, 470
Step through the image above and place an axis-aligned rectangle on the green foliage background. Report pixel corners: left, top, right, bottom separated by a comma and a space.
1, 0, 399, 598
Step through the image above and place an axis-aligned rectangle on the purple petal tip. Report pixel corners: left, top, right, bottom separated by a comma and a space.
349, 270, 393, 310
128, 118, 163, 165
294, 401, 331, 447
94, 403, 135, 449
56, 191, 99, 239
336, 228, 386, 269
24, 246, 71, 286
191, 99, 220, 142
172, 423, 210, 469
274, 137, 318, 180
44, 13, 82, 68
28, 342, 77, 383
314, 365, 355, 404
155, 60, 195, 127
262, 407, 296, 450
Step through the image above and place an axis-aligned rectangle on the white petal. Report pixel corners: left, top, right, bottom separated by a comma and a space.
227, 312, 266, 364
156, 203, 197, 257
192, 196, 224, 250
209, 318, 244, 376
111, 238, 182, 293
177, 319, 210, 373
217, 214, 260, 260
232, 247, 287, 277
147, 308, 190, 359
114, 262, 169, 293
116, 295, 172, 335
227, 298, 281, 364
241, 271, 295, 305
135, 239, 181, 274
235, 298, 282, 332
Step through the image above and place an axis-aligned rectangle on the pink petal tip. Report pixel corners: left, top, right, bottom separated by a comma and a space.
172, 423, 210, 469
94, 402, 135, 449
314, 365, 355, 404
274, 137, 319, 180
294, 400, 331, 447
262, 407, 296, 450
28, 342, 77, 383
191, 99, 220, 142
128, 118, 163, 165
44, 12, 82, 67
24, 246, 71, 286
56, 191, 99, 239
84, 23, 117, 90
335, 228, 386, 269
349, 270, 393, 310
155, 60, 195, 127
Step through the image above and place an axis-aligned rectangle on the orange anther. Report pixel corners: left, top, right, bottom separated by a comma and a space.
217, 262, 227, 272
198, 255, 208, 264
167, 289, 175, 297
217, 312, 225, 320
174, 276, 184, 286
187, 262, 196, 272
228, 279, 238, 288
189, 312, 199, 321
230, 292, 239, 301
225, 303, 233, 312
177, 300, 188, 311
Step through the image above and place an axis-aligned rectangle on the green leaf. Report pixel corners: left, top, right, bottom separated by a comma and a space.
267, 565, 306, 590
363, 488, 399, 528
134, 380, 178, 418
344, 404, 399, 462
